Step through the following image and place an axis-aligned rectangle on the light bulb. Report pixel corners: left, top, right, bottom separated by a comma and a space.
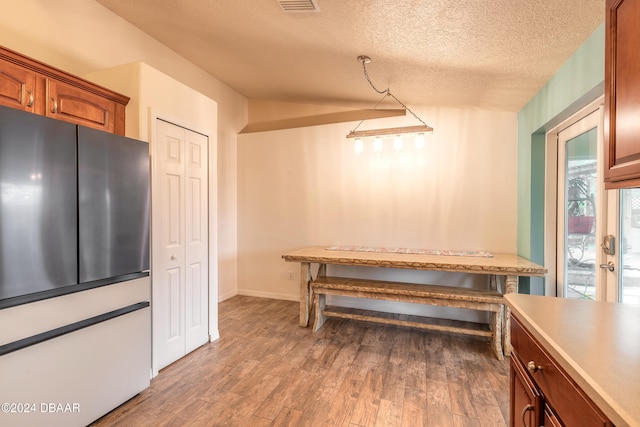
373, 136, 383, 153
393, 135, 403, 151
414, 133, 425, 150
354, 138, 364, 154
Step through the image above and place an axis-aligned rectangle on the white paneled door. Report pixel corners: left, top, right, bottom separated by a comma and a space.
153, 119, 209, 373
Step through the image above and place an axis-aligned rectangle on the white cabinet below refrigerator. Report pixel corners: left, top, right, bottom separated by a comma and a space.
0, 277, 151, 427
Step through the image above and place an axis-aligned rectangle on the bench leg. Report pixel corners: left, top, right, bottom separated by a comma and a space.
491, 307, 504, 361
312, 293, 326, 332
317, 263, 327, 279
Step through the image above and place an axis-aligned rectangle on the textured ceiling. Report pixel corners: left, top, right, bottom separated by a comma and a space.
96, 0, 604, 112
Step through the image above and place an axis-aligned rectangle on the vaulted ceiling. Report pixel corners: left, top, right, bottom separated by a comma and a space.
96, 0, 604, 112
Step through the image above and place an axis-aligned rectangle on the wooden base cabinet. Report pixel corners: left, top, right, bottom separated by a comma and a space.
0, 45, 128, 134
510, 315, 613, 427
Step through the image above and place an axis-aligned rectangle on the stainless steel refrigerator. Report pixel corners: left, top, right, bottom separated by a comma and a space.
78, 126, 150, 284
0, 106, 78, 302
0, 105, 151, 426
0, 105, 149, 306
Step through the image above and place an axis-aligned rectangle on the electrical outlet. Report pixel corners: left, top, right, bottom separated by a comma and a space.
288, 271, 294, 280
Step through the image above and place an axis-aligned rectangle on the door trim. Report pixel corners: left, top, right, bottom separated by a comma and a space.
149, 110, 218, 377
544, 96, 604, 296
556, 108, 604, 299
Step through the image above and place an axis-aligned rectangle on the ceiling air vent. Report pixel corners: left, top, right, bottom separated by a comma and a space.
277, 0, 320, 13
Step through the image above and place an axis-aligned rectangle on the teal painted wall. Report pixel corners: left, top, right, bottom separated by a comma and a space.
517, 23, 605, 294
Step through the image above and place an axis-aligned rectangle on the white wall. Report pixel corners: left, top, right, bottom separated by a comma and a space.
84, 62, 221, 345
0, 1, 520, 320
238, 107, 518, 320
0, 0, 244, 301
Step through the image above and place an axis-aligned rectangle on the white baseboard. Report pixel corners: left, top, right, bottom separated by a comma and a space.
236, 289, 298, 302
218, 289, 238, 302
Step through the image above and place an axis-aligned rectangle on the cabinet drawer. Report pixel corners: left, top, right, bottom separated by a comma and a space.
511, 316, 610, 427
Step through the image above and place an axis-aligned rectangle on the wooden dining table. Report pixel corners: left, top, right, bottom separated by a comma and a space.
282, 246, 547, 355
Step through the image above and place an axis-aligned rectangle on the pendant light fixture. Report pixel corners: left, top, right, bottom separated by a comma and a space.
347, 55, 433, 152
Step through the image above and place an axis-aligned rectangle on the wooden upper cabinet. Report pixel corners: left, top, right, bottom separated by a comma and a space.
0, 45, 128, 135
46, 78, 117, 133
605, 0, 640, 188
0, 60, 36, 113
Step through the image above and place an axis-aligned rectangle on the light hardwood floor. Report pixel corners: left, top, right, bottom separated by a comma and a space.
91, 296, 510, 426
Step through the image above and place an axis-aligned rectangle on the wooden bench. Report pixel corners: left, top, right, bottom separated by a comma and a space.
310, 276, 505, 360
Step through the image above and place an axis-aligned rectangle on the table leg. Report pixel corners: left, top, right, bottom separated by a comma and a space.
490, 274, 506, 359
299, 262, 311, 327
489, 274, 504, 293
503, 275, 518, 356
491, 307, 504, 361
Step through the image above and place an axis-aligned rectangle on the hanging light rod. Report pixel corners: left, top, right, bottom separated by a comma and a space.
347, 125, 433, 139
347, 55, 433, 139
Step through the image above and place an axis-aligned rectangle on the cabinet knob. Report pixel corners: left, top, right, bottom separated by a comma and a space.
50, 97, 58, 113
527, 360, 541, 374
26, 90, 33, 107
170, 255, 177, 260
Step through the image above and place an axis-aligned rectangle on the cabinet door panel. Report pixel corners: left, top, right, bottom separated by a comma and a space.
46, 78, 116, 133
544, 405, 562, 427
510, 355, 541, 427
0, 61, 36, 112
605, 0, 640, 187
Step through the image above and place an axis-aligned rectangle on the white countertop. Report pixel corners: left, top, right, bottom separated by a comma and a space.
505, 293, 640, 427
